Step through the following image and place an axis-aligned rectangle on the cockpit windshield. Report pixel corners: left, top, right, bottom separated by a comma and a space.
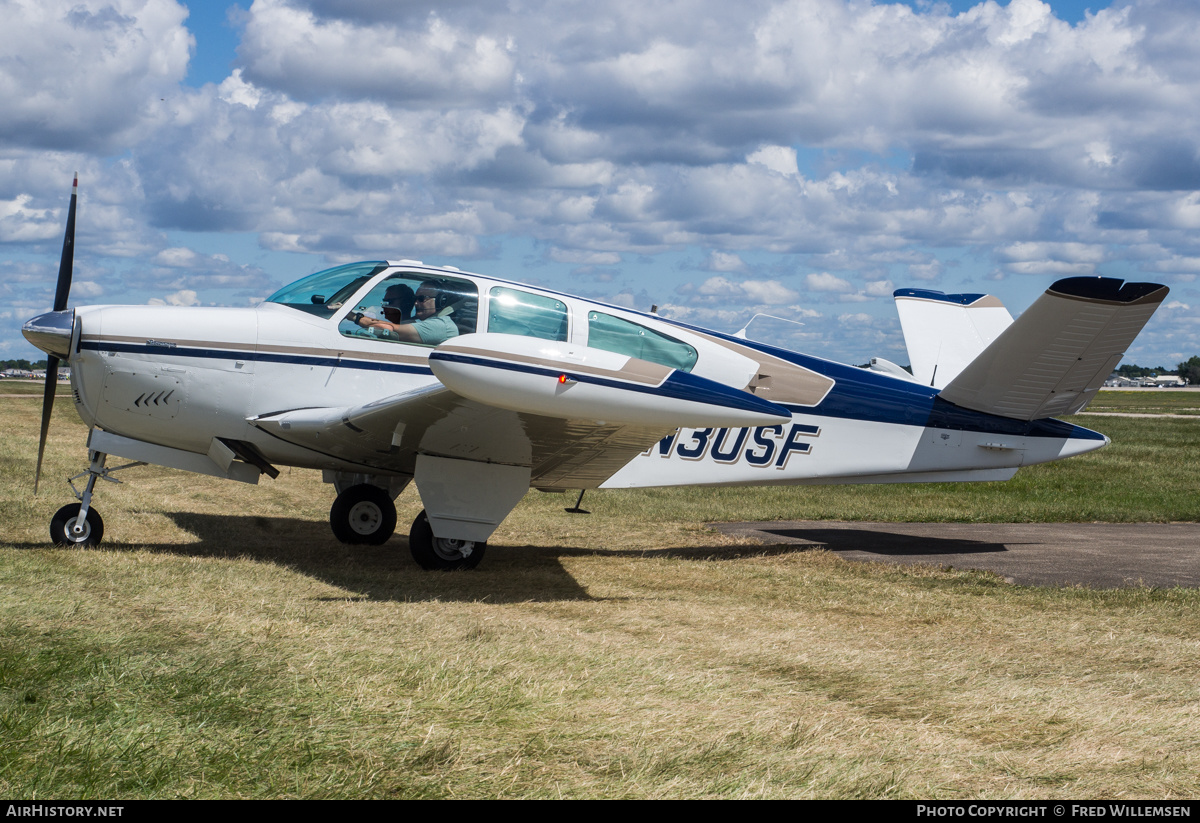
265, 262, 388, 317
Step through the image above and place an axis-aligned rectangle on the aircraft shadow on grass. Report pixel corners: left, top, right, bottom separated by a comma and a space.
755, 526, 1013, 556
20, 511, 811, 604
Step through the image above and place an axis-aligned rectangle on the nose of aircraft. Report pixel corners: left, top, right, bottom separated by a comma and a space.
23, 309, 75, 358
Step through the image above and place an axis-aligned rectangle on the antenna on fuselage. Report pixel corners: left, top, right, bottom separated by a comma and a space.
564, 489, 590, 514
733, 312, 806, 340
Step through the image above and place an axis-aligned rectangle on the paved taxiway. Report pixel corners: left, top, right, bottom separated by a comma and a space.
711, 521, 1200, 588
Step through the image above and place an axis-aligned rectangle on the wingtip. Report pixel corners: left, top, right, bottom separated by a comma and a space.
1048, 276, 1168, 305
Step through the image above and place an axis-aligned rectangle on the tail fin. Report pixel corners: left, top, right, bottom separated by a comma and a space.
938, 277, 1168, 420
894, 289, 1013, 388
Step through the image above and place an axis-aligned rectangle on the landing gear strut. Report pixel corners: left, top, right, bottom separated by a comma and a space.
50, 450, 143, 548
408, 510, 486, 571
329, 483, 397, 545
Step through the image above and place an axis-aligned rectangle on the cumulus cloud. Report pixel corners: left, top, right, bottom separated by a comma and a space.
689, 275, 800, 305
0, 0, 191, 152
705, 251, 746, 271
238, 0, 516, 105
549, 248, 622, 265
806, 272, 855, 293
747, 146, 799, 177
742, 279, 800, 304
148, 288, 199, 306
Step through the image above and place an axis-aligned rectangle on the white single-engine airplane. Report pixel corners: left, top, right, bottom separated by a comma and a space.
24, 177, 1169, 569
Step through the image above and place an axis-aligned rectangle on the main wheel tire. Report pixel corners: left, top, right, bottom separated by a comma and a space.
330, 484, 397, 545
408, 510, 486, 571
50, 503, 104, 548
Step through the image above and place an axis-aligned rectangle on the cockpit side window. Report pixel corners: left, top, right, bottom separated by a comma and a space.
339, 273, 479, 347
265, 262, 388, 318
487, 287, 569, 342
587, 311, 698, 372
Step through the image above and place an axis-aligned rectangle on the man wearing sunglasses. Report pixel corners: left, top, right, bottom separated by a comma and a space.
353, 279, 459, 345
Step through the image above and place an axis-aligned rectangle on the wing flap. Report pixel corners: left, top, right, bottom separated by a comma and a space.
938, 277, 1168, 420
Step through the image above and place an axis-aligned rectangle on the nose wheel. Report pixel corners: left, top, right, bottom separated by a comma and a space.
330, 483, 397, 545
408, 510, 486, 570
50, 503, 104, 547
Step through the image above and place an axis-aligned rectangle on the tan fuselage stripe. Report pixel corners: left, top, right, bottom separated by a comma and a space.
434, 342, 673, 386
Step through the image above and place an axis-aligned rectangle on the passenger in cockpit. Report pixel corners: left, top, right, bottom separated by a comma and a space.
380, 283, 415, 324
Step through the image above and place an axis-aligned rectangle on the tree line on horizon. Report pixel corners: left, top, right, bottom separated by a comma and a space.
1118, 358, 1200, 384
1, 359, 49, 372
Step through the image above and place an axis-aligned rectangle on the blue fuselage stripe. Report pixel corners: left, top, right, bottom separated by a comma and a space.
657, 320, 1105, 441
80, 340, 434, 376
82, 339, 1104, 441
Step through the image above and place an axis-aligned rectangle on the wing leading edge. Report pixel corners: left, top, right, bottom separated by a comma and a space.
251, 333, 791, 490
251, 384, 674, 490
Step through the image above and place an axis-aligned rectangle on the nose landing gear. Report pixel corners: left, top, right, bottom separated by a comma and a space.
49, 450, 145, 548
50, 502, 103, 547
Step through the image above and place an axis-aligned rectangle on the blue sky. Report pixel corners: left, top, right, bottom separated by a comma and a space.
3, 0, 1198, 368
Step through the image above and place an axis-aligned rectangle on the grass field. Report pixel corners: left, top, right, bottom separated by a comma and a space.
1089, 388, 1200, 415
1, 391, 1198, 798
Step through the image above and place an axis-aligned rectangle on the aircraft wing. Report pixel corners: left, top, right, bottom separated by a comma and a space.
251, 333, 792, 490
252, 384, 674, 489
937, 277, 1168, 420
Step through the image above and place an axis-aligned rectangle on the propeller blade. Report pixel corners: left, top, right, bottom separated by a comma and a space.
35, 173, 77, 493
53, 173, 78, 311
34, 355, 60, 494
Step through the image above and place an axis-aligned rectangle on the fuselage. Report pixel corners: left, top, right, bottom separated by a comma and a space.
33, 259, 1108, 490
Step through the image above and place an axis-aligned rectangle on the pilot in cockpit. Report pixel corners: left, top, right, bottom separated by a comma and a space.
352, 280, 459, 346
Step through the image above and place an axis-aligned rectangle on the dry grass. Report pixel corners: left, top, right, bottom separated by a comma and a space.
1, 396, 1198, 798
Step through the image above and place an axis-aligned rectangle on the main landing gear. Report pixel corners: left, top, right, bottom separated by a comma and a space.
327, 485, 485, 570
329, 483, 397, 545
49, 451, 143, 548
408, 510, 486, 571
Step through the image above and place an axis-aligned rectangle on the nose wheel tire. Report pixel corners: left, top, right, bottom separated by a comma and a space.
408, 510, 486, 571
50, 503, 104, 548
330, 484, 397, 545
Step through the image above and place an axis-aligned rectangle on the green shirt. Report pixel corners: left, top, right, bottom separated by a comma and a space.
415, 315, 459, 346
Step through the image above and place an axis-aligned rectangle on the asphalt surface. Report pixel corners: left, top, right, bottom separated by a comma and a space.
710, 521, 1200, 588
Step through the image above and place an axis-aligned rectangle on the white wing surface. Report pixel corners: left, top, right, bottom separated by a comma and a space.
938, 277, 1168, 420
251, 333, 792, 490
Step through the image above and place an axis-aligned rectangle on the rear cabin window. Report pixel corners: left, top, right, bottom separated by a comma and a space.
338, 273, 478, 347
586, 311, 698, 372
487, 287, 569, 342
